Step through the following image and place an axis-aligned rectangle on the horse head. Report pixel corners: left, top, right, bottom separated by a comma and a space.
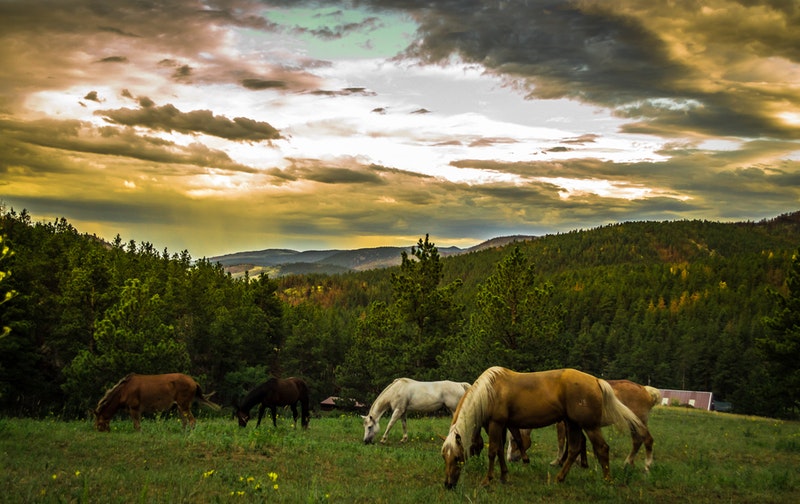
236, 409, 250, 427
441, 428, 466, 489
361, 414, 380, 444
93, 409, 111, 432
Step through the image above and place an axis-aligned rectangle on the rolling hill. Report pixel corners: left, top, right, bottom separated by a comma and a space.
210, 235, 537, 277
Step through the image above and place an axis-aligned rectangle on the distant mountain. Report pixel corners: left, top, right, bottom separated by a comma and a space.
210, 236, 536, 277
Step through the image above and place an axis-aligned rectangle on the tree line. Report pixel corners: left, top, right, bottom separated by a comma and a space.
1, 207, 799, 419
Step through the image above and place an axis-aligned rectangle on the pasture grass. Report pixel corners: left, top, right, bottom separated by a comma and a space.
1, 407, 798, 503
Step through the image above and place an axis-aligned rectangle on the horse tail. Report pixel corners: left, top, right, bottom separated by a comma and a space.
195, 385, 222, 411
644, 386, 662, 407
598, 379, 646, 436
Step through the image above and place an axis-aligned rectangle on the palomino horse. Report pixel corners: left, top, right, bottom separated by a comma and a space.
93, 373, 221, 432
441, 367, 646, 488
235, 377, 310, 428
508, 380, 661, 470
362, 378, 470, 444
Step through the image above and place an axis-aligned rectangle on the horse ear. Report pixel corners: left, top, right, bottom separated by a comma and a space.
438, 434, 447, 441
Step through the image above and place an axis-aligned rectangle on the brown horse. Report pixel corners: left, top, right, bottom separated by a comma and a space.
508, 380, 661, 470
93, 373, 221, 432
441, 367, 646, 488
235, 377, 310, 429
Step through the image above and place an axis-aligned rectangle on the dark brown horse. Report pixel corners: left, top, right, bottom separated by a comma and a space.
441, 367, 646, 488
508, 380, 660, 471
93, 373, 221, 432
235, 377, 310, 429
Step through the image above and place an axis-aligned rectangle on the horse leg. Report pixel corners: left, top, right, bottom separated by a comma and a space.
179, 405, 196, 430
553, 423, 588, 468
381, 408, 404, 444
471, 427, 484, 457
270, 406, 278, 427
584, 427, 612, 481
256, 404, 267, 427
643, 428, 655, 471
579, 430, 589, 467
130, 408, 142, 432
290, 403, 299, 428
551, 421, 567, 466
507, 427, 529, 463
483, 421, 508, 486
400, 414, 409, 443
626, 425, 653, 470
555, 420, 583, 482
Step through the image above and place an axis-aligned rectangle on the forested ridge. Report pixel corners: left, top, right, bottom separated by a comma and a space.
2, 207, 799, 420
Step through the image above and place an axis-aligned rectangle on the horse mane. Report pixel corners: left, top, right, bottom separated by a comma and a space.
368, 378, 408, 419
239, 378, 277, 412
448, 367, 504, 458
95, 373, 134, 413
644, 385, 662, 406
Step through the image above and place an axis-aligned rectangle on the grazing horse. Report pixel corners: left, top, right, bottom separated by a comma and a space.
441, 367, 646, 488
93, 373, 221, 432
362, 378, 470, 444
508, 380, 661, 470
235, 377, 310, 429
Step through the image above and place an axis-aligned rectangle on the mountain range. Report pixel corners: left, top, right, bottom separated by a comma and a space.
210, 235, 536, 277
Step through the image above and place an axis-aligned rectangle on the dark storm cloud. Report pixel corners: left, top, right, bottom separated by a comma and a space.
242, 79, 287, 90
308, 87, 377, 97
0, 117, 259, 174
281, 159, 387, 184
97, 56, 128, 63
354, 0, 800, 140
97, 104, 282, 142
292, 16, 383, 40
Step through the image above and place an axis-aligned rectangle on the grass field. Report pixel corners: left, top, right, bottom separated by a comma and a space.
1, 406, 798, 503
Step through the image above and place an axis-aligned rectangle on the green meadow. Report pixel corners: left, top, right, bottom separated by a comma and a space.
1, 407, 798, 503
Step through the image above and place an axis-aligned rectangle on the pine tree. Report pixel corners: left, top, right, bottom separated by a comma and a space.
759, 248, 800, 418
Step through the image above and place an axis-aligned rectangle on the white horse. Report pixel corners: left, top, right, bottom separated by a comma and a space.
362, 378, 471, 444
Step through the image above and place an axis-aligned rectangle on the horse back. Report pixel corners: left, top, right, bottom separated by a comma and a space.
121, 373, 197, 412
495, 369, 601, 429
607, 379, 655, 423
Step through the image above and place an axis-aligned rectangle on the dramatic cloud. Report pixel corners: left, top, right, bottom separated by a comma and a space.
0, 0, 798, 257
98, 104, 282, 142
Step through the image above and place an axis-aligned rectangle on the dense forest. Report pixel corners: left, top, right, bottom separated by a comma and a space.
1, 206, 799, 420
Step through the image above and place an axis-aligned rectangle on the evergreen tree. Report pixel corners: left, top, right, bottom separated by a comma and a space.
759, 248, 800, 418
62, 278, 191, 414
0, 233, 15, 341
446, 246, 563, 375
389, 235, 463, 374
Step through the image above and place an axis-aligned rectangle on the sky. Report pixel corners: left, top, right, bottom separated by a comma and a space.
1, 0, 799, 258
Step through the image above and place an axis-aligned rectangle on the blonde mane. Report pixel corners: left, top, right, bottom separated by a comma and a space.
367, 377, 405, 420
447, 366, 506, 458
95, 373, 134, 413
